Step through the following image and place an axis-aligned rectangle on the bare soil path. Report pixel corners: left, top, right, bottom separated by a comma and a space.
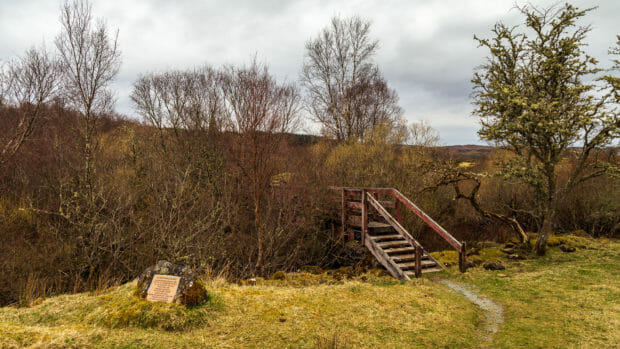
439, 280, 504, 346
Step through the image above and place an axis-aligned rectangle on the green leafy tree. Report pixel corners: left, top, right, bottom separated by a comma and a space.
472, 4, 619, 255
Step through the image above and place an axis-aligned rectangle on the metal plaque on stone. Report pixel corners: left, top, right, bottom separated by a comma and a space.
146, 274, 181, 303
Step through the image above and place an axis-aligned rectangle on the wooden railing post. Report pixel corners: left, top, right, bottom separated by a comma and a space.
415, 245, 422, 278
341, 188, 347, 242
459, 241, 467, 273
394, 199, 402, 225
361, 189, 368, 245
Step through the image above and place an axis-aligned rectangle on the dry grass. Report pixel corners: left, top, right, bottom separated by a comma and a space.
0, 272, 479, 348
1, 234, 617, 348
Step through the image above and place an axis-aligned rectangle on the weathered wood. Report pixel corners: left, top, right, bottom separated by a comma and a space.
406, 267, 443, 275
361, 189, 368, 246
415, 245, 422, 277
370, 234, 403, 241
391, 254, 417, 263
341, 188, 346, 242
332, 186, 455, 277
363, 232, 409, 280
377, 240, 409, 249
394, 199, 402, 224
348, 219, 393, 233
366, 193, 423, 250
396, 260, 437, 269
391, 189, 462, 251
348, 200, 394, 209
459, 241, 467, 273
383, 246, 416, 254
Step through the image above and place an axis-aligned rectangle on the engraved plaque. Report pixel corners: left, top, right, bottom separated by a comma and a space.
146, 274, 181, 303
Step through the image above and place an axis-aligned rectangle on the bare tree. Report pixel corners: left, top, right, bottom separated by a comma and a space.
131, 66, 225, 190
222, 60, 300, 272
301, 16, 402, 142
55, 0, 121, 201
132, 66, 224, 136
0, 47, 59, 166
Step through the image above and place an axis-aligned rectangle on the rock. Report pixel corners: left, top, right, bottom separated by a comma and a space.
507, 254, 526, 260
467, 247, 481, 256
135, 260, 208, 306
465, 257, 483, 268
560, 244, 576, 253
271, 271, 286, 280
483, 261, 506, 271
279, 317, 286, 322
501, 247, 515, 254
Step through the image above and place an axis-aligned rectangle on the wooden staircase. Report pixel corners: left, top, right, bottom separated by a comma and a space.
335, 187, 467, 280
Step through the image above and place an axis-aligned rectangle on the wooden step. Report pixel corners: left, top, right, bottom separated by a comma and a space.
391, 254, 416, 263
396, 260, 437, 269
383, 246, 415, 255
421, 267, 444, 273
377, 240, 410, 249
405, 266, 443, 276
348, 220, 394, 233
391, 254, 430, 263
370, 234, 404, 242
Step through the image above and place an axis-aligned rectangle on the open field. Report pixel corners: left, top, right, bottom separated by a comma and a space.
0, 234, 618, 348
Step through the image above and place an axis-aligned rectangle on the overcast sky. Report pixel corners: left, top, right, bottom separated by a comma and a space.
1, 0, 618, 144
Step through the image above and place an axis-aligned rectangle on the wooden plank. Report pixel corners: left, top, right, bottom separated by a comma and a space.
361, 189, 368, 246
396, 260, 437, 269
347, 201, 363, 210
363, 232, 409, 280
415, 245, 422, 277
348, 220, 393, 233
384, 246, 416, 254
370, 234, 403, 241
406, 267, 443, 275
391, 254, 416, 262
391, 189, 462, 251
329, 186, 394, 195
341, 188, 346, 242
377, 240, 409, 249
459, 241, 467, 273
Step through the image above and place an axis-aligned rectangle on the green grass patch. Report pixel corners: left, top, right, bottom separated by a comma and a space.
442, 235, 620, 348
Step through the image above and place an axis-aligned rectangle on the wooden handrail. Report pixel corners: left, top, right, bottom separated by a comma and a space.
390, 189, 462, 251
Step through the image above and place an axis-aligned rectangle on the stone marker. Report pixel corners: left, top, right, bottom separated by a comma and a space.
136, 260, 208, 306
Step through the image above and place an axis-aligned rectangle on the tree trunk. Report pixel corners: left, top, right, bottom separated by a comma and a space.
254, 190, 263, 272
535, 214, 553, 255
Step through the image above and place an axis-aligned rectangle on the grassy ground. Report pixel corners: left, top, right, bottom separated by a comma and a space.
436, 234, 620, 348
0, 234, 618, 348
0, 272, 479, 348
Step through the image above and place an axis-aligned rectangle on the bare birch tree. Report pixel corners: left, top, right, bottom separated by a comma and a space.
131, 66, 225, 190
301, 16, 402, 142
0, 47, 59, 166
55, 0, 121, 201
222, 60, 300, 272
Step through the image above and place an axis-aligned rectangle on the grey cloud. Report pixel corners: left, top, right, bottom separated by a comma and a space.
1, 0, 617, 145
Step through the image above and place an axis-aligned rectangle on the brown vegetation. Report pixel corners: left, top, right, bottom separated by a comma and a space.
0, 1, 617, 306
